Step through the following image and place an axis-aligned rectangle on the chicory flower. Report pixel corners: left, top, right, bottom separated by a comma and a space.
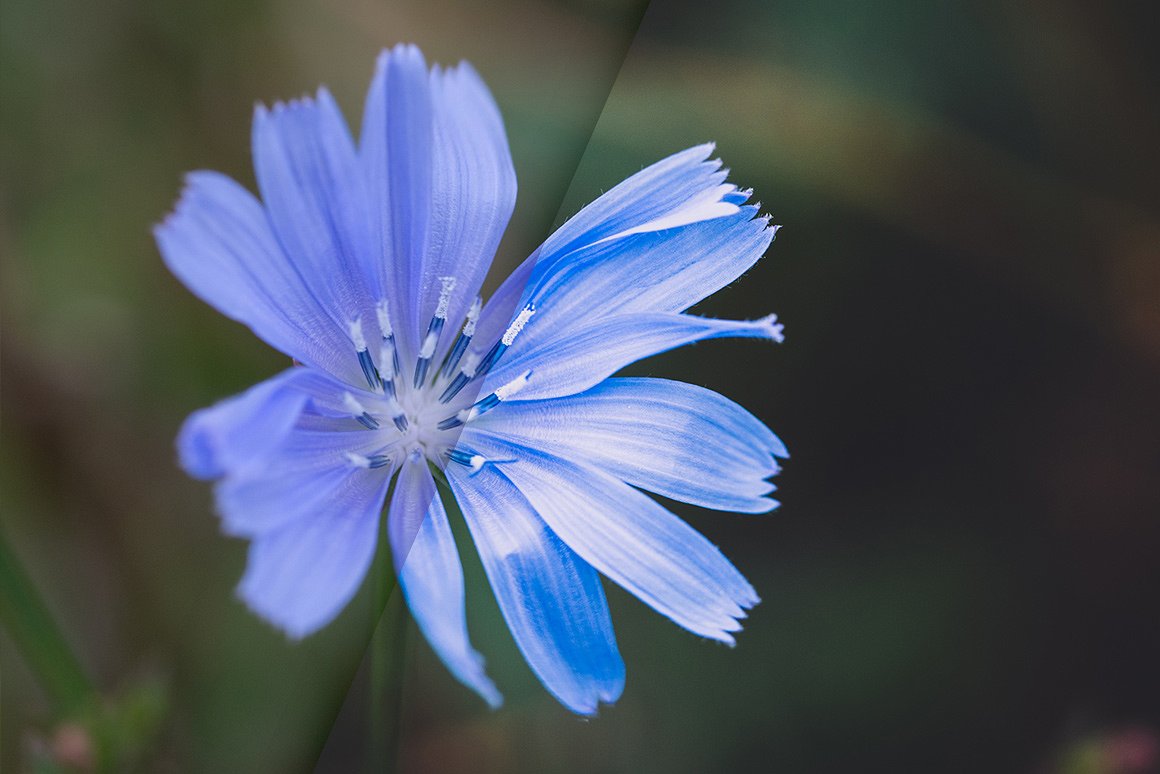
157, 44, 787, 715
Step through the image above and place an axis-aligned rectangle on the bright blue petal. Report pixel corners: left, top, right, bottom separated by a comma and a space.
236, 465, 390, 639
472, 144, 747, 353
530, 206, 772, 317
489, 208, 774, 369
390, 456, 501, 707
463, 436, 758, 643
447, 462, 624, 715
538, 143, 741, 266
484, 311, 784, 401
251, 89, 377, 331
177, 368, 311, 480
155, 172, 364, 385
474, 377, 786, 513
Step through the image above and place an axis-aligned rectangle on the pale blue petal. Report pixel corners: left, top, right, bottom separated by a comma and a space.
447, 463, 624, 715
390, 457, 501, 707
484, 311, 784, 401
216, 415, 389, 538
463, 436, 758, 643
359, 44, 433, 362
155, 172, 363, 384
177, 368, 311, 480
473, 377, 786, 513
236, 466, 390, 639
359, 50, 517, 368
251, 89, 377, 329
414, 62, 516, 364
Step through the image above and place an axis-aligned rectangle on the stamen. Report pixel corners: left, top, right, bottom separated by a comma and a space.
435, 275, 457, 318
438, 370, 531, 430
377, 300, 402, 381
348, 318, 368, 351
502, 305, 535, 347
357, 351, 381, 391
345, 452, 392, 469
385, 395, 409, 432
349, 317, 381, 390
414, 276, 458, 388
463, 296, 482, 336
441, 295, 482, 377
375, 300, 394, 337
438, 351, 480, 403
343, 392, 380, 430
445, 448, 486, 474
476, 305, 535, 379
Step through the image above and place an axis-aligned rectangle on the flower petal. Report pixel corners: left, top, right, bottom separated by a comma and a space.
155, 171, 363, 384
539, 143, 740, 264
360, 48, 517, 366
493, 207, 774, 365
485, 311, 784, 401
236, 465, 390, 639
389, 456, 501, 707
472, 144, 746, 350
416, 62, 516, 364
462, 437, 758, 643
474, 377, 786, 513
216, 414, 389, 538
177, 368, 312, 480
251, 89, 377, 331
447, 462, 624, 715
359, 44, 433, 363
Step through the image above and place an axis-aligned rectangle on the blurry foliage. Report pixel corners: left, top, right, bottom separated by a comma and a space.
2, 0, 1159, 772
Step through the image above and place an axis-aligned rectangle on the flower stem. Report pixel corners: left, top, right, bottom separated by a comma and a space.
367, 531, 406, 772
0, 527, 96, 718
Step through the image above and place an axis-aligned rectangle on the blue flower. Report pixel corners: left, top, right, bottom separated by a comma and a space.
157, 44, 787, 715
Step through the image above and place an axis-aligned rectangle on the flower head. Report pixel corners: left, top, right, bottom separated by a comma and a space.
157, 44, 787, 715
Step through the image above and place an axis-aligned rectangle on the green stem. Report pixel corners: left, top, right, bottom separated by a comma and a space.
367, 533, 406, 772
0, 527, 96, 718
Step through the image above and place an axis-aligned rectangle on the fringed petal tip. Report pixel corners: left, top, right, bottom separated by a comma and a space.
756, 312, 786, 343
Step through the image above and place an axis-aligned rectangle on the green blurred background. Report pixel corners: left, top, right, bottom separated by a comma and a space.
3, 0, 1159, 771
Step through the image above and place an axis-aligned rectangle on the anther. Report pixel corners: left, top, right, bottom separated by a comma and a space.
377, 300, 402, 382
445, 448, 486, 474
414, 276, 458, 388
349, 317, 381, 390
343, 392, 380, 430
476, 305, 535, 379
438, 351, 480, 403
385, 396, 409, 432
441, 296, 482, 377
438, 370, 531, 430
345, 452, 392, 469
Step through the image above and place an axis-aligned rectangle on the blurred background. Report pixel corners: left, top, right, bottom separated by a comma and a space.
3, 0, 1159, 771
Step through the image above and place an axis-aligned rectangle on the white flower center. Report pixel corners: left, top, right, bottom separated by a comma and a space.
339, 295, 536, 473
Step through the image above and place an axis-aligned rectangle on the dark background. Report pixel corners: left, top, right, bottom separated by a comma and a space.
3, 0, 1159, 771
